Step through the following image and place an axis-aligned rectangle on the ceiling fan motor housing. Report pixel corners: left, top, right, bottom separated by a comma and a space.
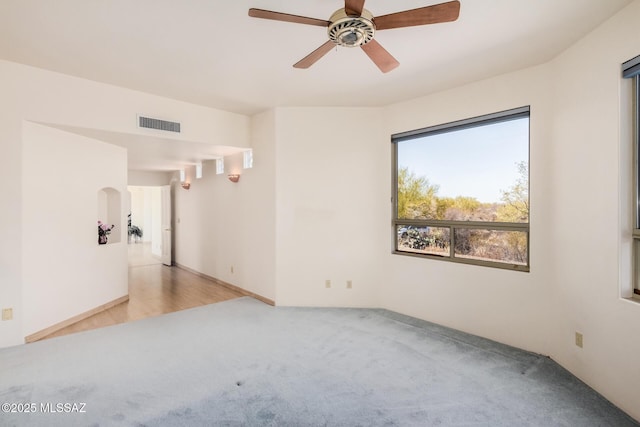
328, 8, 375, 47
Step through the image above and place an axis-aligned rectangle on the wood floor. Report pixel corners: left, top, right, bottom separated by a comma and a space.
40, 243, 245, 341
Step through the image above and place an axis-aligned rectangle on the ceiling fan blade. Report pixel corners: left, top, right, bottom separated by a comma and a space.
293, 41, 336, 69
248, 8, 330, 27
361, 40, 399, 73
374, 0, 460, 31
344, 0, 366, 16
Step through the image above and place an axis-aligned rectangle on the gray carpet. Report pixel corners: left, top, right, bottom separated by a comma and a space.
0, 297, 637, 427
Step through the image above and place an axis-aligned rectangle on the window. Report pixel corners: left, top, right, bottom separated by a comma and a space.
243, 149, 254, 169
392, 107, 530, 271
216, 158, 224, 175
624, 55, 640, 297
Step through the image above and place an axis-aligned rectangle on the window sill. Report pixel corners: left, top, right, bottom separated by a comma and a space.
625, 292, 640, 304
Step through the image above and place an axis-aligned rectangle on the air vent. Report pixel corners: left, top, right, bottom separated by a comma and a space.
138, 116, 181, 133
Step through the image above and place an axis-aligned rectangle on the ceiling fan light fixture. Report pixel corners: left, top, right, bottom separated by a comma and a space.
328, 8, 375, 48
340, 30, 361, 46
248, 0, 461, 71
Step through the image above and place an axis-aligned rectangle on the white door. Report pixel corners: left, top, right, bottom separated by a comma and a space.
160, 185, 172, 266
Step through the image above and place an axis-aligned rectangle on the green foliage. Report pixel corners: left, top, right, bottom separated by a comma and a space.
397, 167, 439, 219
398, 167, 493, 221
397, 162, 529, 265
497, 161, 529, 223
434, 197, 454, 219
452, 196, 481, 212
438, 197, 485, 221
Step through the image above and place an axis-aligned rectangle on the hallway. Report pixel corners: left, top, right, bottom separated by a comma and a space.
39, 243, 244, 341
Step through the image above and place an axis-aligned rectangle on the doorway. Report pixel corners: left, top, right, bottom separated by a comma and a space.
128, 186, 170, 267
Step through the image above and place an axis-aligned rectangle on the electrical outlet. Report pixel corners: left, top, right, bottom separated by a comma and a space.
346, 280, 352, 289
2, 308, 13, 321
575, 332, 583, 348
230, 266, 234, 274
325, 280, 331, 288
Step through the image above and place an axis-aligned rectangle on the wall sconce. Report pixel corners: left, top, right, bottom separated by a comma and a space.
228, 174, 240, 183
179, 167, 190, 189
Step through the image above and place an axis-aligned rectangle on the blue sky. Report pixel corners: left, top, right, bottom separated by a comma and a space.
397, 117, 529, 204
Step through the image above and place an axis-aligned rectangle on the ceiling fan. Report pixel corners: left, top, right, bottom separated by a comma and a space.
248, 0, 460, 73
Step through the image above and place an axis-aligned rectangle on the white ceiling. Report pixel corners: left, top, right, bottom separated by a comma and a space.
0, 0, 633, 171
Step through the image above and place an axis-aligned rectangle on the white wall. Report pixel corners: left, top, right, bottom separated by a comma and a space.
546, 0, 640, 419
151, 187, 162, 257
380, 1, 640, 420
2, 1, 640, 419
0, 59, 250, 346
128, 170, 171, 187
173, 109, 277, 301
129, 186, 153, 243
172, 107, 388, 308
129, 186, 146, 241
0, 64, 26, 347
383, 65, 555, 354
273, 108, 388, 307
22, 122, 128, 335
129, 186, 163, 254
2, 63, 250, 150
